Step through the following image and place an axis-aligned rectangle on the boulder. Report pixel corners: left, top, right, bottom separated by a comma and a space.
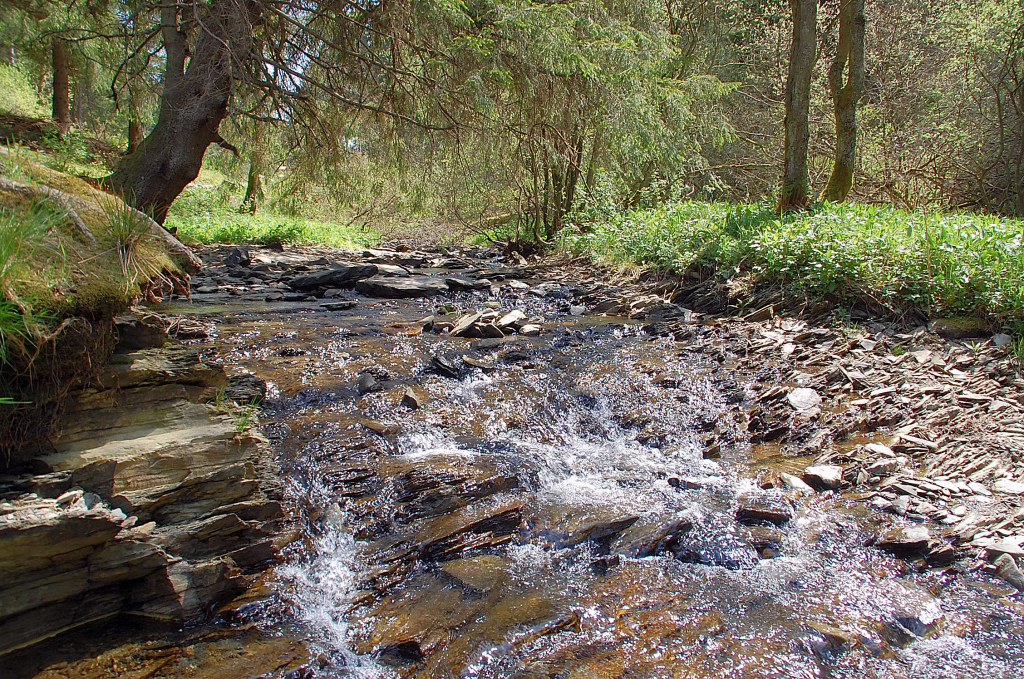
288, 263, 378, 291
355, 276, 449, 298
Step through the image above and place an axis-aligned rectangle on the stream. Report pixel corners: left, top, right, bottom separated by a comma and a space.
170, 285, 1021, 679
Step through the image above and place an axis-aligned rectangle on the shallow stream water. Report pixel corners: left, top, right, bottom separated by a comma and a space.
10, 288, 1024, 679
186, 292, 1024, 679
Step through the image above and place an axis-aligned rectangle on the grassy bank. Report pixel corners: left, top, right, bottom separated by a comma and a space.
562, 202, 1024, 332
166, 185, 379, 249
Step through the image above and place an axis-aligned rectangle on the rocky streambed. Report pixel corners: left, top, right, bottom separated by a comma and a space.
2, 244, 1024, 678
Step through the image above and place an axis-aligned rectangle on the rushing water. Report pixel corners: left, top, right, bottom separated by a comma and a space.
191, 292, 1024, 679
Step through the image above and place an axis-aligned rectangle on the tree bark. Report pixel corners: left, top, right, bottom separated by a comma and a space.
779, 0, 817, 213
127, 120, 144, 155
823, 0, 866, 202
106, 0, 259, 224
241, 150, 264, 214
51, 37, 71, 137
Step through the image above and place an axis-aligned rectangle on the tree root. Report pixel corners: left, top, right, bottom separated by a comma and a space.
0, 177, 98, 246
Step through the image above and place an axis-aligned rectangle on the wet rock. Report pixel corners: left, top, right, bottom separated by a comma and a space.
356, 275, 449, 298
321, 300, 358, 311
288, 263, 378, 291
803, 464, 843, 491
993, 553, 1024, 591
357, 372, 382, 396
417, 499, 524, 562
446, 276, 490, 292
735, 496, 793, 527
430, 351, 470, 379
878, 582, 944, 645
224, 374, 268, 405
402, 387, 427, 410
114, 312, 169, 351
805, 622, 854, 659
441, 554, 506, 592
874, 525, 930, 557
377, 639, 424, 666
618, 516, 693, 557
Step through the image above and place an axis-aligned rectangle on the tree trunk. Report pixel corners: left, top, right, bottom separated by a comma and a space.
127, 120, 144, 155
241, 150, 265, 214
779, 0, 817, 213
823, 0, 866, 203
51, 38, 71, 137
106, 0, 258, 224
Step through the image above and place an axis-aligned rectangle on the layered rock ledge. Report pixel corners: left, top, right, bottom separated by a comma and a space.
0, 317, 290, 656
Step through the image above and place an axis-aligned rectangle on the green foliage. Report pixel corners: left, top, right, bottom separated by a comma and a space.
564, 201, 1024, 330
0, 197, 66, 298
166, 185, 379, 248
0, 63, 45, 117
101, 198, 165, 290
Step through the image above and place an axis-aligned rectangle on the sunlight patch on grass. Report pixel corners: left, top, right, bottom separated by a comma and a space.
166, 186, 379, 249
562, 202, 1024, 330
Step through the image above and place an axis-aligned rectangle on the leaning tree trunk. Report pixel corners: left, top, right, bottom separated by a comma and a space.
106, 1, 255, 224
51, 37, 71, 137
779, 0, 817, 213
823, 0, 866, 202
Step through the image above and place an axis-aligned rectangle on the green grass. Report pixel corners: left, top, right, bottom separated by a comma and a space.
0, 64, 46, 118
166, 185, 379, 248
562, 201, 1024, 331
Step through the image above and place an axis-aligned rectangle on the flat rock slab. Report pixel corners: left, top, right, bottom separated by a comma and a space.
357, 276, 450, 299
288, 263, 378, 291
735, 497, 793, 526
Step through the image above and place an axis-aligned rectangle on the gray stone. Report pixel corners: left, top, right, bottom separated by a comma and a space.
875, 525, 930, 556
446, 276, 490, 292
356, 276, 449, 298
803, 464, 843, 491
321, 300, 358, 311
787, 388, 822, 411
288, 263, 379, 291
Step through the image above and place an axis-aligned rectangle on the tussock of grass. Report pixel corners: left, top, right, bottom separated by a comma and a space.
166, 186, 378, 248
563, 202, 1024, 330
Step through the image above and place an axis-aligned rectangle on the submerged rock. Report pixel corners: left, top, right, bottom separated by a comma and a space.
735, 496, 793, 527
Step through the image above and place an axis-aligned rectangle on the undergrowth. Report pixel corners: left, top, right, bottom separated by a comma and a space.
166, 185, 379, 248
562, 201, 1024, 332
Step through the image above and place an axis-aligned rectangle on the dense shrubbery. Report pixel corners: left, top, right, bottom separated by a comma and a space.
563, 202, 1024, 330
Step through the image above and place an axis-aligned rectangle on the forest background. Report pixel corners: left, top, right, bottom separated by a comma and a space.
1, 0, 1023, 334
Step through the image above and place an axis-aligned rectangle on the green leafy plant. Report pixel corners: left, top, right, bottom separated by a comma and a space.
231, 397, 260, 436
